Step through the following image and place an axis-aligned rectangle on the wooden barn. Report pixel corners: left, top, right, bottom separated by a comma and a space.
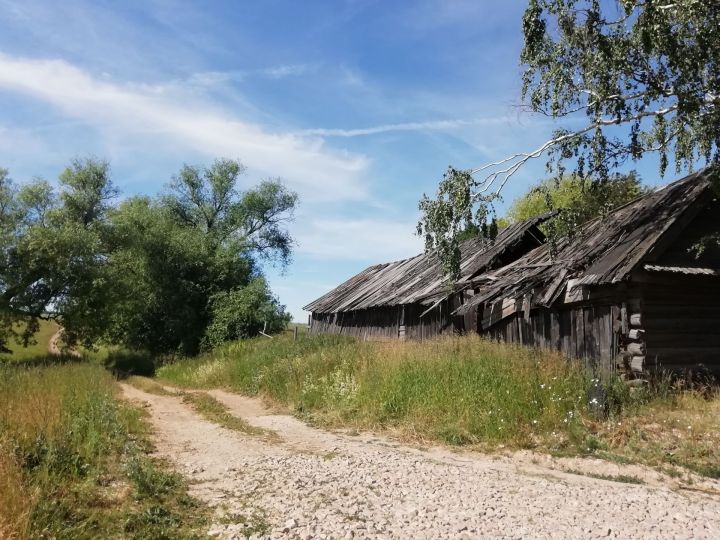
303, 214, 553, 340
457, 169, 720, 377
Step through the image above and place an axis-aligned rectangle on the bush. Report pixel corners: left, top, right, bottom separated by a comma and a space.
105, 350, 156, 377
202, 277, 291, 350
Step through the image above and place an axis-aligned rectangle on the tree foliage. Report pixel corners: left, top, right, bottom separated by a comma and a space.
203, 277, 290, 350
507, 171, 648, 236
419, 0, 720, 278
0, 158, 296, 356
521, 0, 720, 180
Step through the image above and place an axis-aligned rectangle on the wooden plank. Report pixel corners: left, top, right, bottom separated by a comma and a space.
647, 347, 720, 361
574, 308, 585, 360
598, 307, 613, 374
550, 311, 561, 350
621, 303, 629, 334
645, 333, 720, 347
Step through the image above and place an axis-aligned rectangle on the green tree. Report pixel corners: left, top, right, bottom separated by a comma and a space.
164, 159, 297, 266
0, 159, 114, 350
506, 171, 648, 236
202, 277, 290, 350
419, 0, 720, 277
89, 160, 297, 355
0, 158, 297, 356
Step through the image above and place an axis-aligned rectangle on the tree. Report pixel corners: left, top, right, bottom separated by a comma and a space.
202, 277, 290, 350
419, 0, 720, 277
164, 159, 297, 266
0, 159, 114, 350
507, 171, 648, 236
0, 158, 297, 357
84, 159, 297, 355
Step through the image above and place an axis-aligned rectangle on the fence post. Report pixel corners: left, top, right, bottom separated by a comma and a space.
294, 325, 298, 342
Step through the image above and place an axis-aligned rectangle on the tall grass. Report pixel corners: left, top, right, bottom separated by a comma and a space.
159, 333, 720, 476
0, 362, 208, 539
158, 334, 595, 448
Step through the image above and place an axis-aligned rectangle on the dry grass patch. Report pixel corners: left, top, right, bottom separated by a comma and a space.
0, 363, 211, 539
0, 451, 32, 539
593, 388, 720, 478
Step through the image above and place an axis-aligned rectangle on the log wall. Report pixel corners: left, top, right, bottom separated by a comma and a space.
482, 304, 620, 375
309, 300, 454, 341
640, 278, 720, 376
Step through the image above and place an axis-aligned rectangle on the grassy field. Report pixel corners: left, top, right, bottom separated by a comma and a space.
157, 333, 720, 477
0, 362, 210, 539
0, 319, 59, 362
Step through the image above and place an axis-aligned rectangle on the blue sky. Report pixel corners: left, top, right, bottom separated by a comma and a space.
0, 0, 669, 321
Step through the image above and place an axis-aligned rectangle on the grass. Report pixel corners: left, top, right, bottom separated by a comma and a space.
158, 334, 595, 449
591, 387, 720, 478
563, 469, 645, 484
0, 362, 211, 539
157, 333, 720, 477
0, 319, 59, 362
126, 375, 175, 396
181, 392, 280, 441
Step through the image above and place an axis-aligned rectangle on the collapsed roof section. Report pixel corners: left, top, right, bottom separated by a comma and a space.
457, 169, 717, 322
303, 213, 554, 314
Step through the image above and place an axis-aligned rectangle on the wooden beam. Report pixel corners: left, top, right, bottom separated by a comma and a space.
631, 355, 645, 373
626, 342, 646, 355
481, 298, 518, 329
628, 329, 644, 340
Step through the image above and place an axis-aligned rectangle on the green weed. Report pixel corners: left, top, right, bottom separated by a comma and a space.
158, 333, 720, 477
181, 392, 280, 441
0, 363, 210, 539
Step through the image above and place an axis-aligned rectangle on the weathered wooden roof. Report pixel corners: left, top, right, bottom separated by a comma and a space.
303, 213, 552, 314
457, 169, 717, 318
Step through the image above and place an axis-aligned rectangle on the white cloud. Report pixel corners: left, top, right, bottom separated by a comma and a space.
297, 116, 512, 137
0, 53, 368, 202
262, 64, 314, 79
297, 217, 423, 262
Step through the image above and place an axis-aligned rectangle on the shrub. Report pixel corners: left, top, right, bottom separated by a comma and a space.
202, 277, 290, 350
105, 350, 156, 377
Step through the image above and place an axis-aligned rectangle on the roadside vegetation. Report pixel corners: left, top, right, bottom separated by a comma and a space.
0, 362, 210, 539
0, 319, 59, 363
157, 333, 720, 478
0, 158, 294, 360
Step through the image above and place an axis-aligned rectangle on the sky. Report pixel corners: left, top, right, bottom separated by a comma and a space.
0, 0, 669, 321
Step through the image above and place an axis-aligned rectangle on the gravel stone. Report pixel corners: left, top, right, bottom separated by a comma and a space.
122, 384, 720, 540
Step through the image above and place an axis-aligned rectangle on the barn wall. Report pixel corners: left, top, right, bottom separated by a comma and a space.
482, 304, 620, 375
640, 277, 720, 375
309, 300, 455, 341
480, 275, 720, 377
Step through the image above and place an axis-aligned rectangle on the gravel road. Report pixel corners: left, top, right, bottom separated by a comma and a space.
120, 384, 720, 540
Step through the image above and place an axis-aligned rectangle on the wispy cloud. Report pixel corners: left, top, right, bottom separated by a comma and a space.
297, 116, 512, 137
0, 54, 368, 202
262, 63, 315, 79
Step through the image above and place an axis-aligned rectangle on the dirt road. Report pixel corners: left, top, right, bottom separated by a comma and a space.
120, 384, 720, 539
